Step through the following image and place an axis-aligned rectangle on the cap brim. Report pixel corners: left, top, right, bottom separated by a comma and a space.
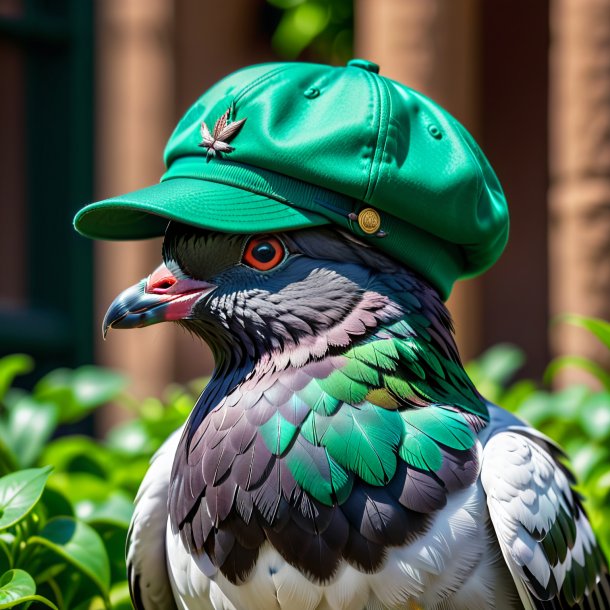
74, 177, 330, 240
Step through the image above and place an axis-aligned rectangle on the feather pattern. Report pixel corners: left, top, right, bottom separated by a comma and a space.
481, 409, 610, 609
122, 226, 609, 609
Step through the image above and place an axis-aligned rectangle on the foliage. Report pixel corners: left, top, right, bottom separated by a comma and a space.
0, 314, 608, 606
466, 314, 610, 560
266, 0, 353, 64
0, 354, 203, 609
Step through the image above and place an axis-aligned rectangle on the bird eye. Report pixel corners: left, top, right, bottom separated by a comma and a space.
242, 236, 285, 271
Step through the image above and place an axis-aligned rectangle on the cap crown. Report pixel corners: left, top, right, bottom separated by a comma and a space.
75, 61, 509, 299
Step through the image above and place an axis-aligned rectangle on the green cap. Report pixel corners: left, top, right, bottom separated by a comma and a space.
74, 59, 509, 299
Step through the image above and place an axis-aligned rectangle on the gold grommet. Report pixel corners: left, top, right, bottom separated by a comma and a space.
357, 208, 381, 234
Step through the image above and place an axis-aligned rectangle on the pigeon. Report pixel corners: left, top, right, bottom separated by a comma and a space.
103, 222, 610, 610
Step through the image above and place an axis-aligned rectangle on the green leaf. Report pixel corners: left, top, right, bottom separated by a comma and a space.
569, 445, 610, 481
500, 379, 538, 412
0, 569, 57, 609
105, 419, 152, 456
70, 367, 127, 409
0, 355, 34, 402
579, 394, 610, 440
80, 491, 133, 530
28, 517, 110, 600
558, 314, 610, 352
40, 486, 74, 520
0, 539, 11, 575
0, 466, 52, 530
47, 473, 117, 520
272, 2, 331, 58
468, 344, 525, 388
35, 367, 126, 424
544, 355, 610, 390
108, 580, 133, 610
4, 397, 58, 468
41, 436, 112, 478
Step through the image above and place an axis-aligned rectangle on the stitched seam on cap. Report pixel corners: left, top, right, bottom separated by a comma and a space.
363, 71, 383, 202
452, 122, 485, 237
163, 160, 355, 215
367, 75, 392, 202
233, 64, 295, 107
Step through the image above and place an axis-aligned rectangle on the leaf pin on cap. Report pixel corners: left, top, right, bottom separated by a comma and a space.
199, 108, 247, 160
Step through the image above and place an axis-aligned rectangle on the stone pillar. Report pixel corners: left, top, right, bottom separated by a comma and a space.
549, 0, 610, 381
355, 0, 483, 360
95, 0, 176, 420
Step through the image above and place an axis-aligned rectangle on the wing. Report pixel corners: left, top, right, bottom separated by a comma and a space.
481, 421, 610, 609
127, 428, 182, 610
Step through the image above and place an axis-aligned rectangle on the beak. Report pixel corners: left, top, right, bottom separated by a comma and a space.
102, 263, 214, 338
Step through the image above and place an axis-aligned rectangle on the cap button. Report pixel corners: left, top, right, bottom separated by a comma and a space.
347, 58, 380, 74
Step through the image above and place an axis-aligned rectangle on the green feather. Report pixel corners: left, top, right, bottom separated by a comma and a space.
346, 340, 399, 371
394, 339, 431, 379
300, 410, 331, 446
317, 370, 369, 404
316, 402, 400, 485
297, 381, 341, 415
387, 319, 415, 338
259, 412, 298, 456
402, 407, 475, 450
341, 357, 381, 385
284, 437, 352, 506
398, 428, 443, 471
384, 374, 414, 400
328, 454, 353, 503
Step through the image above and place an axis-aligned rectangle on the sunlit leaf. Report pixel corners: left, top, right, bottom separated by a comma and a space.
468, 344, 525, 387
105, 419, 151, 456
82, 491, 133, 530
34, 367, 126, 424
49, 473, 116, 517
557, 314, 610, 351
0, 355, 34, 402
0, 466, 52, 530
500, 379, 538, 412
41, 436, 112, 478
28, 517, 110, 600
71, 367, 127, 409
0, 569, 57, 608
108, 580, 133, 609
579, 394, 610, 440
4, 397, 58, 468
272, 1, 331, 58
544, 355, 610, 390
569, 444, 609, 481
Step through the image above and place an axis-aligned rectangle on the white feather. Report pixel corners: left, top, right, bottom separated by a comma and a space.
127, 427, 183, 609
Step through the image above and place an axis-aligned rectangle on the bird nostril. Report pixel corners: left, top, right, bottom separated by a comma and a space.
149, 277, 177, 292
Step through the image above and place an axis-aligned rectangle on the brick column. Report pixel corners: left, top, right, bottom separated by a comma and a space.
95, 0, 176, 414
549, 0, 610, 380
355, 0, 483, 360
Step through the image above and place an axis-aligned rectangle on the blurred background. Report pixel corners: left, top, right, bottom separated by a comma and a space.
1, 0, 609, 398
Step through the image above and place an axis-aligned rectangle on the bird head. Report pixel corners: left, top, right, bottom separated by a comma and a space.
103, 222, 447, 366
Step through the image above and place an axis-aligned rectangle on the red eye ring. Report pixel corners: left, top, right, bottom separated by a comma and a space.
242, 236, 285, 271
